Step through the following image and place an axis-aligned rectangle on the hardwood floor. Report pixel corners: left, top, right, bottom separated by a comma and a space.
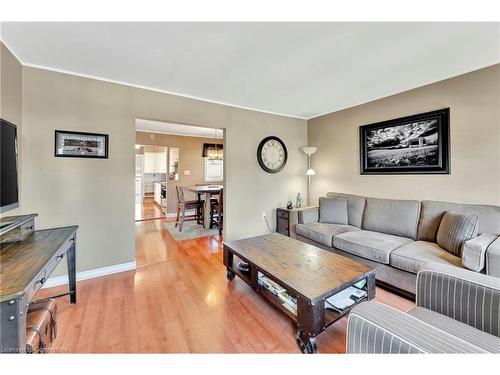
135, 200, 166, 221
37, 218, 415, 353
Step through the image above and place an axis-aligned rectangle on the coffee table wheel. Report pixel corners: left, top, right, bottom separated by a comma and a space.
227, 269, 236, 281
295, 330, 317, 354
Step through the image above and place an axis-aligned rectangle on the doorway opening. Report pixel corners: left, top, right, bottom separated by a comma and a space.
134, 118, 225, 268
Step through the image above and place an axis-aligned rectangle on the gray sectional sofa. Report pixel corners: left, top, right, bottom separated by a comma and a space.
291, 192, 500, 295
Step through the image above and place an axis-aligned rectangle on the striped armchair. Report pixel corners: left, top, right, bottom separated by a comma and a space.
346, 263, 500, 353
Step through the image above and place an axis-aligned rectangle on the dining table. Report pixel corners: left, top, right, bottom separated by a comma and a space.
187, 185, 223, 229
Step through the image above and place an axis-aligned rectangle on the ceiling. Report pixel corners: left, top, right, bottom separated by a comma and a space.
2, 22, 499, 119
136, 118, 223, 138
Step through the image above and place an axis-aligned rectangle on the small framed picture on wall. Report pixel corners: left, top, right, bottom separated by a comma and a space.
360, 108, 450, 174
55, 130, 109, 159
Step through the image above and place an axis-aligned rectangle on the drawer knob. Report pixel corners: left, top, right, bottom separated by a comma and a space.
9, 316, 15, 321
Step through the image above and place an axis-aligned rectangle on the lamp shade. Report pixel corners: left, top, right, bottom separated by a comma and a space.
302, 146, 317, 156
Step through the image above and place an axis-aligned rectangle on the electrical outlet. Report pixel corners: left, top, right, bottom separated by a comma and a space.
262, 212, 267, 220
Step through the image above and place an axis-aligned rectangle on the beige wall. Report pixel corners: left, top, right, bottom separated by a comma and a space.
20, 66, 307, 277
0, 42, 22, 216
136, 131, 223, 214
308, 64, 500, 206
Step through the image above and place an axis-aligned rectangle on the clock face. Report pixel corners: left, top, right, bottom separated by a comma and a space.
257, 136, 288, 173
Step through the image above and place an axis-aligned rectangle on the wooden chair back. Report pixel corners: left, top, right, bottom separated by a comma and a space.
218, 188, 223, 209
176, 186, 187, 204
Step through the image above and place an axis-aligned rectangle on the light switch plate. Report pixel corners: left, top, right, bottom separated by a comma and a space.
184, 170, 191, 175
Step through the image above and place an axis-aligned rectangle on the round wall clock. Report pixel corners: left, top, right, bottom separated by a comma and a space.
257, 136, 288, 173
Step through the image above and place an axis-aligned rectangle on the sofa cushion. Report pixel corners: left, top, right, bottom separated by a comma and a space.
362, 197, 420, 240
326, 192, 366, 228
333, 230, 413, 264
437, 211, 479, 256
390, 240, 463, 274
319, 197, 348, 225
408, 307, 500, 353
296, 223, 360, 246
417, 200, 500, 242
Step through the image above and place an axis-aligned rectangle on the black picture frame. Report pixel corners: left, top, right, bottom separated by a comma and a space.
360, 108, 450, 175
54, 130, 109, 159
257, 136, 288, 173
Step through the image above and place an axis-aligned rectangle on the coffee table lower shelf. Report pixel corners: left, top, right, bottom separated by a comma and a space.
223, 247, 375, 354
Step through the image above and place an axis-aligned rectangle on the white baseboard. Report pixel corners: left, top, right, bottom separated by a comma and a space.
42, 261, 137, 289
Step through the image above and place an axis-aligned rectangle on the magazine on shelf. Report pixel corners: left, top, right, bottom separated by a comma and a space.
258, 272, 297, 314
325, 286, 367, 311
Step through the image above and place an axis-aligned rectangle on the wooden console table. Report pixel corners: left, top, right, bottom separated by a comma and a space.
0, 215, 78, 353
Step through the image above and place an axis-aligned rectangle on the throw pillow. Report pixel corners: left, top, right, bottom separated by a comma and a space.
436, 211, 479, 257
319, 197, 348, 225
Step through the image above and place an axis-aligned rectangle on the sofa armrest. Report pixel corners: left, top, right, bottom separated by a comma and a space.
486, 236, 500, 277
289, 206, 319, 238
462, 233, 498, 272
346, 301, 486, 353
297, 206, 319, 224
416, 263, 500, 337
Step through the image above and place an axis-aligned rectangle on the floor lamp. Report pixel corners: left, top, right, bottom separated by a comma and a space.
302, 146, 317, 206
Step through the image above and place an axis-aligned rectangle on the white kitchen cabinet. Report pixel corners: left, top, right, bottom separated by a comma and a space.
153, 182, 162, 206
144, 152, 156, 173
144, 151, 167, 174
155, 152, 167, 173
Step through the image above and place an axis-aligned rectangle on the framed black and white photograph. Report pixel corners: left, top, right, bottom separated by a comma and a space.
55, 130, 109, 158
360, 108, 450, 174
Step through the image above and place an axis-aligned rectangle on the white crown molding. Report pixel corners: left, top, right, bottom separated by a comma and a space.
42, 261, 137, 289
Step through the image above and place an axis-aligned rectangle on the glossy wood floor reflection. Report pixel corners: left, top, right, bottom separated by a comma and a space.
38, 218, 415, 353
135, 200, 165, 221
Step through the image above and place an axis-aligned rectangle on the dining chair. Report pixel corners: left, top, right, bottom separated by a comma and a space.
210, 188, 223, 235
175, 186, 204, 231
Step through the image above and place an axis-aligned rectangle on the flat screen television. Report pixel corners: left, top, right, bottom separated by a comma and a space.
1, 119, 19, 213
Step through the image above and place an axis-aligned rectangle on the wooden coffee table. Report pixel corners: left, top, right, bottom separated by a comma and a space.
223, 233, 375, 353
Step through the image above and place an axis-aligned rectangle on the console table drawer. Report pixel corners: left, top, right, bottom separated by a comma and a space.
44, 249, 66, 281
26, 270, 48, 303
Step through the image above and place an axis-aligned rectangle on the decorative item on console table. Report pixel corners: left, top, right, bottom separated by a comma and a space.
296, 193, 303, 208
